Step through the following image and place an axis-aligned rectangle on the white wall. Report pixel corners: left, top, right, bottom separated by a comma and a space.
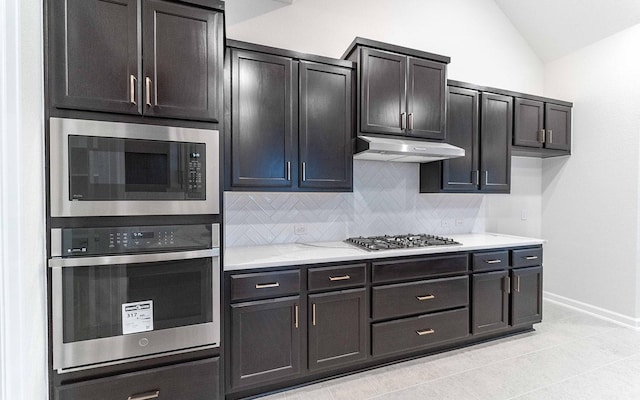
226, 0, 546, 244
543, 24, 640, 323
0, 0, 47, 398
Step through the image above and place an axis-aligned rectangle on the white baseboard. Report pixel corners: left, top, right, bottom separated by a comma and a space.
544, 291, 640, 329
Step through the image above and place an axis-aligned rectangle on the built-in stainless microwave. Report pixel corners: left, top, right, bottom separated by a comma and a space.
49, 117, 219, 217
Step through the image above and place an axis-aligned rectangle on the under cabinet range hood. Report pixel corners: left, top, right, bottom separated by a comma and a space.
354, 136, 465, 163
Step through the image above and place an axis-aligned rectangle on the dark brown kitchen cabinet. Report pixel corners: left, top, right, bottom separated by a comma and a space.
49, 0, 223, 121
511, 266, 543, 327
55, 358, 220, 400
226, 41, 354, 192
420, 84, 511, 193
354, 45, 447, 140
230, 296, 302, 390
471, 270, 510, 334
513, 99, 571, 153
308, 288, 367, 371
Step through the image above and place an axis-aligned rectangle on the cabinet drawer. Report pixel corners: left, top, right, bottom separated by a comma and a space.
472, 251, 509, 271
55, 358, 219, 400
372, 276, 468, 320
511, 247, 543, 268
230, 270, 300, 302
308, 263, 366, 291
372, 254, 468, 283
372, 308, 469, 357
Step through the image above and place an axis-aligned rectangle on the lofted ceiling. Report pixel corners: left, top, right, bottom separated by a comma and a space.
225, 0, 640, 63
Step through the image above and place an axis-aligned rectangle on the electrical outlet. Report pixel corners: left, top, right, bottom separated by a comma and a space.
455, 219, 464, 226
294, 225, 307, 235
521, 209, 528, 221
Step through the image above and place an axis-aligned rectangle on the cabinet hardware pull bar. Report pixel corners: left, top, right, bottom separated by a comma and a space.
145, 77, 152, 106
128, 390, 160, 400
294, 305, 299, 328
312, 303, 316, 326
539, 129, 546, 143
485, 171, 489, 185
130, 75, 137, 105
416, 294, 435, 301
329, 275, 350, 281
416, 329, 435, 336
401, 112, 407, 130
255, 282, 279, 289
286, 161, 291, 181
408, 112, 414, 130
505, 276, 511, 294
302, 162, 306, 182
486, 259, 502, 264
516, 276, 521, 293
548, 130, 553, 144
525, 256, 538, 260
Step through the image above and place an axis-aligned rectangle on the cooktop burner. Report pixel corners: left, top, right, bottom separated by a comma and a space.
345, 234, 461, 251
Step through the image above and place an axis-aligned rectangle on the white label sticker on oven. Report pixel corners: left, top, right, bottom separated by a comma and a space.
122, 300, 154, 335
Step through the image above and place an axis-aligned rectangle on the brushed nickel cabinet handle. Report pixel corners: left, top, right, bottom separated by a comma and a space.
302, 162, 306, 182
486, 259, 502, 264
416, 329, 435, 336
485, 171, 489, 185
145, 77, 152, 106
130, 75, 137, 105
294, 304, 299, 328
255, 282, 279, 289
408, 112, 414, 130
476, 170, 480, 185
401, 112, 407, 130
548, 130, 553, 144
312, 303, 316, 326
329, 275, 350, 281
286, 161, 291, 181
525, 256, 539, 260
416, 294, 435, 301
128, 391, 160, 400
516, 276, 521, 293
539, 129, 546, 143
505, 276, 511, 294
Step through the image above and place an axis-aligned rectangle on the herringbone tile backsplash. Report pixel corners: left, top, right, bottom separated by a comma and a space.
224, 160, 484, 247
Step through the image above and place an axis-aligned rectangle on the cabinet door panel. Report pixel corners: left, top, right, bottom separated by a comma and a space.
514, 98, 544, 148
308, 289, 367, 370
143, 0, 222, 121
407, 58, 446, 139
544, 104, 571, 151
511, 266, 543, 327
472, 271, 509, 334
441, 87, 479, 191
299, 62, 353, 190
51, 0, 139, 114
231, 50, 295, 188
230, 296, 301, 389
360, 48, 406, 135
480, 92, 512, 193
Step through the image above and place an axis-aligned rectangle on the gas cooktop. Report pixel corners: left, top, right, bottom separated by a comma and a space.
345, 234, 461, 251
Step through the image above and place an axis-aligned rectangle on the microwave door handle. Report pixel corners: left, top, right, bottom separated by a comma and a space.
48, 248, 220, 268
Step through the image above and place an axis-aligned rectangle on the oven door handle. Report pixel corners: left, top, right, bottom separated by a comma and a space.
48, 248, 220, 268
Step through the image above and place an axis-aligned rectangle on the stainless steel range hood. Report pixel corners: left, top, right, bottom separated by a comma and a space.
354, 136, 465, 163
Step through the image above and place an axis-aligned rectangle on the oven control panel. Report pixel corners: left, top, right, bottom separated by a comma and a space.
60, 224, 216, 257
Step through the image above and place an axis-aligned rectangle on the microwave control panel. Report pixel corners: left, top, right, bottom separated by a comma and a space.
60, 224, 214, 257
187, 144, 205, 199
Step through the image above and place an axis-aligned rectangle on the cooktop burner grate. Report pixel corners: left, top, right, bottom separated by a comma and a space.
345, 234, 461, 251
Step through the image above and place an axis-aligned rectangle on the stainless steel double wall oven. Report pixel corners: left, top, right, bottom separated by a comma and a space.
49, 117, 221, 373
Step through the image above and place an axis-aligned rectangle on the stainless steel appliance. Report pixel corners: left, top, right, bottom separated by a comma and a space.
49, 223, 220, 373
49, 117, 219, 217
345, 234, 461, 251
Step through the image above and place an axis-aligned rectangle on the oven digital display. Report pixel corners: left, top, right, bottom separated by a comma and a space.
132, 232, 154, 239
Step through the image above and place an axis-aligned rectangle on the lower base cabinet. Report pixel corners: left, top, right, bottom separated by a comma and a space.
55, 358, 220, 400
230, 296, 301, 390
308, 288, 367, 370
511, 266, 543, 326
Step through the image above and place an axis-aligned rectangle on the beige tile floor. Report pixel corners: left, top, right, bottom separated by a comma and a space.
258, 301, 640, 399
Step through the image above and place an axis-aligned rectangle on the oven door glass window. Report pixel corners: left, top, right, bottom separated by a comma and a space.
68, 135, 205, 201
61, 258, 213, 343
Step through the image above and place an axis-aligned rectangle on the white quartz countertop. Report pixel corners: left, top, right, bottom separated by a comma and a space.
223, 233, 545, 271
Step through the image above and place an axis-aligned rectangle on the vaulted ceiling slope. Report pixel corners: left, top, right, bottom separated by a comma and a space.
493, 0, 640, 62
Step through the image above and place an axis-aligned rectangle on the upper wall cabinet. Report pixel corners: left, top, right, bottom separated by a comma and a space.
49, 0, 223, 122
225, 41, 354, 192
342, 38, 450, 140
513, 98, 572, 155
